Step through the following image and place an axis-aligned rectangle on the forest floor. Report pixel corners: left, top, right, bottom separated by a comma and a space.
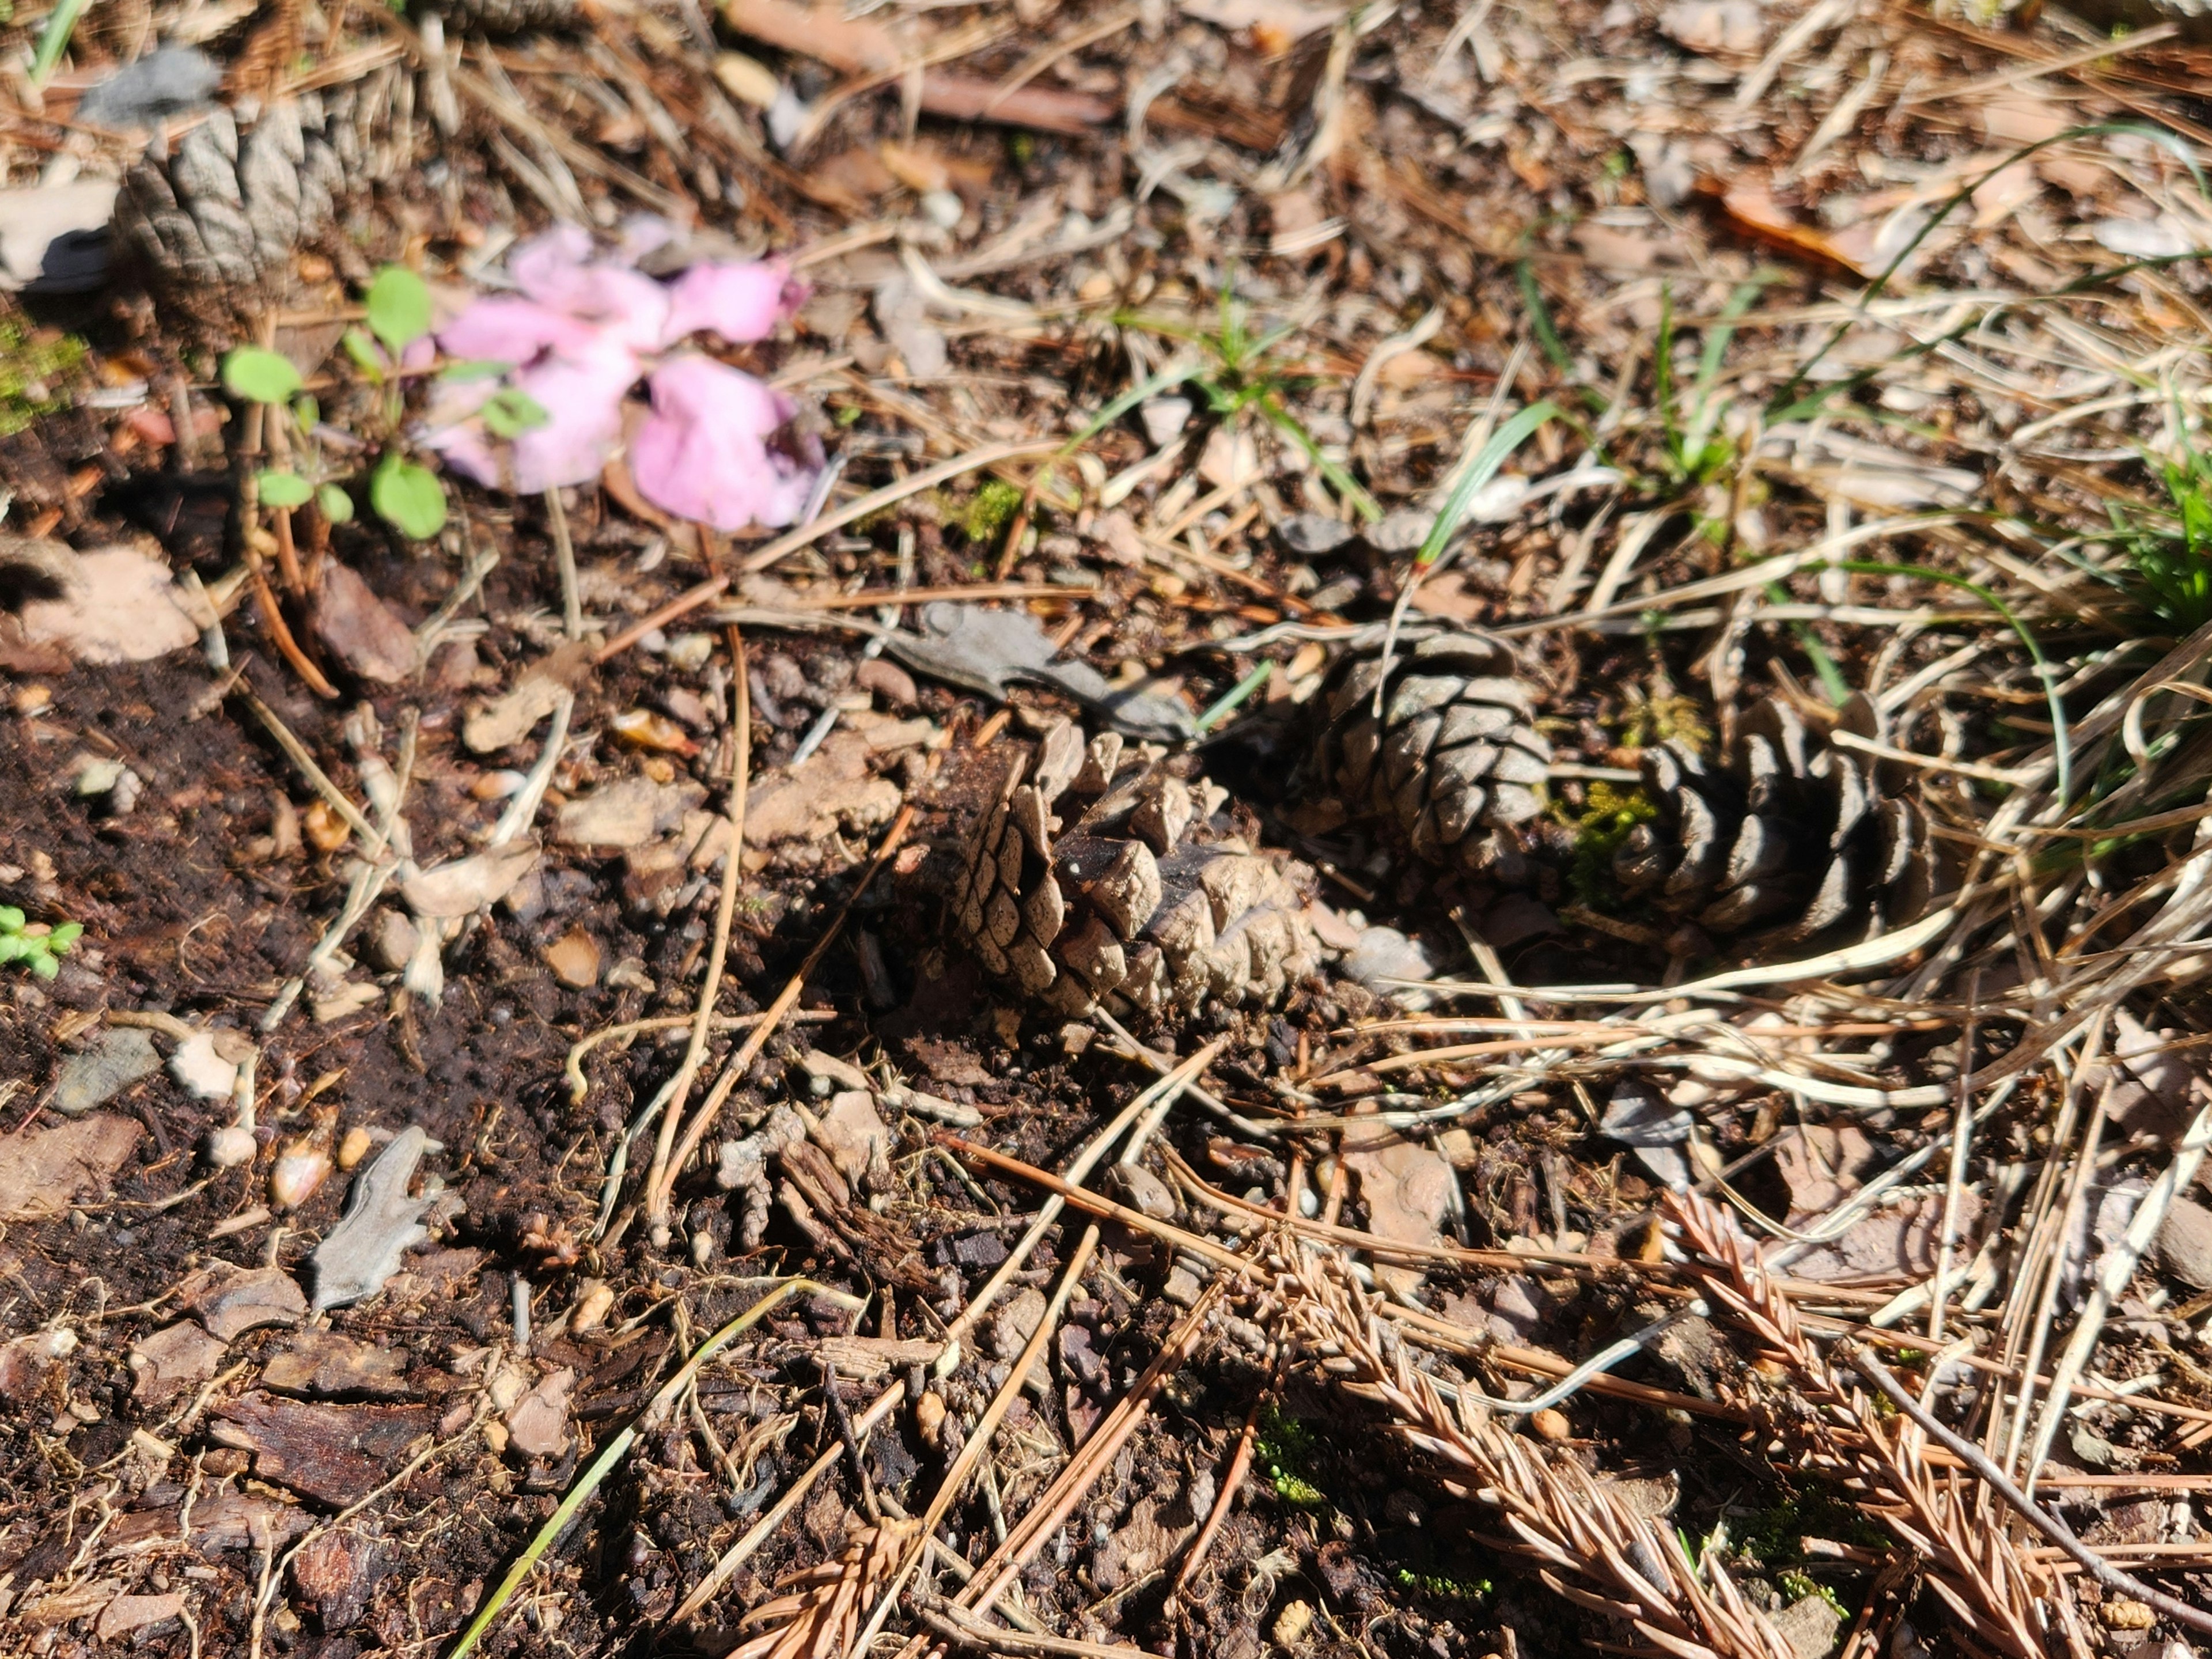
3, 0, 2212, 1656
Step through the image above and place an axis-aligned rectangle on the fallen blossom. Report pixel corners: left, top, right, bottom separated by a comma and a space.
422, 222, 815, 530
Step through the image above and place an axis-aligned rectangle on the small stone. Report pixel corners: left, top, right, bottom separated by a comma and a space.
169, 1028, 242, 1099
1273, 1600, 1315, 1647
505, 1366, 575, 1459
1529, 1407, 1571, 1441
914, 1391, 946, 1447
1162, 1266, 1203, 1306
545, 929, 601, 989
336, 1126, 374, 1170
2156, 1196, 2212, 1289
1771, 1593, 1844, 1659
368, 909, 421, 973
990, 1287, 1048, 1362
51, 1027, 161, 1116
919, 189, 964, 229
856, 657, 917, 707
189, 1263, 309, 1340
1105, 1162, 1177, 1220
714, 50, 780, 105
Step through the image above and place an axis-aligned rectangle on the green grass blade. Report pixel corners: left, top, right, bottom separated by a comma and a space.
30, 0, 89, 84
1415, 400, 1562, 567
1517, 260, 1575, 381
446, 1278, 849, 1659
1827, 558, 2070, 804
1058, 360, 1203, 459
1257, 392, 1381, 523
1194, 658, 1275, 736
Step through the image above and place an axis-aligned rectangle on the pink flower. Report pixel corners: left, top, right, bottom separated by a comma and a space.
630, 355, 817, 531
423, 222, 812, 524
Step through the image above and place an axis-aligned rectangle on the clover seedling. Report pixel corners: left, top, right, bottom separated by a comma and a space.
0, 906, 82, 980
220, 264, 452, 541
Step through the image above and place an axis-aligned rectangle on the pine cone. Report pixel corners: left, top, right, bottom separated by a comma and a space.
1609, 695, 1947, 948
437, 0, 579, 30
114, 85, 397, 294
955, 722, 1324, 1017
1308, 628, 1552, 870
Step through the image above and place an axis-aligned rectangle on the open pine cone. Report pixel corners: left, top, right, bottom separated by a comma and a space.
1306, 627, 1552, 871
114, 85, 400, 294
436, 0, 579, 31
955, 722, 1324, 1017
1610, 694, 1948, 949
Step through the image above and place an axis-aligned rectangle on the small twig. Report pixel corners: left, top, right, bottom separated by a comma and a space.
915, 1596, 1154, 1659
244, 558, 339, 700
634, 632, 752, 1240
593, 440, 1059, 664
641, 804, 915, 1238
1852, 1345, 2212, 1638
236, 690, 380, 848
545, 487, 582, 641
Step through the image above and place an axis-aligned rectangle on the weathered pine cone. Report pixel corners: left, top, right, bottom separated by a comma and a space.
114, 82, 402, 291
436, 0, 579, 31
955, 722, 1324, 1017
1611, 694, 1947, 948
1308, 628, 1552, 870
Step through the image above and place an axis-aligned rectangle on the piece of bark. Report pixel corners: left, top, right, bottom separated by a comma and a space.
211, 1393, 437, 1506
103, 1490, 312, 1558
720, 0, 1116, 133
291, 1529, 384, 1630
263, 1330, 410, 1397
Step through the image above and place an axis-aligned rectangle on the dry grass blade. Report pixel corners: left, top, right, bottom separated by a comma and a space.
730, 1518, 919, 1659
1663, 1191, 2061, 1659
1283, 1253, 1795, 1659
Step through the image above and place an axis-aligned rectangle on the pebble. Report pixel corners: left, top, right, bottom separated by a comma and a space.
915, 1391, 946, 1447
2157, 1195, 2212, 1289
336, 1126, 373, 1170
51, 1027, 160, 1116
714, 51, 779, 107
1530, 1407, 1571, 1441
544, 930, 601, 989
855, 657, 917, 708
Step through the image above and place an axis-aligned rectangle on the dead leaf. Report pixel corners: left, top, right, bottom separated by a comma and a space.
400, 838, 541, 919
0, 1112, 141, 1220
188, 1262, 308, 1339
747, 730, 904, 847
307, 1126, 438, 1310
1180, 0, 1343, 35
1340, 1119, 1456, 1296
0, 180, 119, 291
310, 562, 416, 683
812, 1090, 892, 1187
556, 777, 703, 847
3, 539, 200, 664
94, 1590, 188, 1641
464, 674, 570, 753
128, 1321, 227, 1404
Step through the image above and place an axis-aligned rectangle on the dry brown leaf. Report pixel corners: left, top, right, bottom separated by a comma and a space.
0, 1112, 141, 1220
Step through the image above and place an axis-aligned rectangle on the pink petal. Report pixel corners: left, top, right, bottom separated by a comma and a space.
618, 214, 680, 263
505, 339, 643, 495
506, 224, 598, 297
660, 260, 802, 348
422, 420, 503, 487
438, 296, 597, 366
630, 356, 818, 531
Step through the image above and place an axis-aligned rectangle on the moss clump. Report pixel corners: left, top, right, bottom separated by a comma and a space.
1567, 780, 1658, 910
1394, 1568, 1493, 1599
0, 316, 88, 439
1256, 1406, 1327, 1509
961, 479, 1025, 545
1620, 688, 1711, 752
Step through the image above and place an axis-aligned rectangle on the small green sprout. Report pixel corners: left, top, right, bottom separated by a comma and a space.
1255, 1405, 1328, 1509
0, 907, 82, 980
